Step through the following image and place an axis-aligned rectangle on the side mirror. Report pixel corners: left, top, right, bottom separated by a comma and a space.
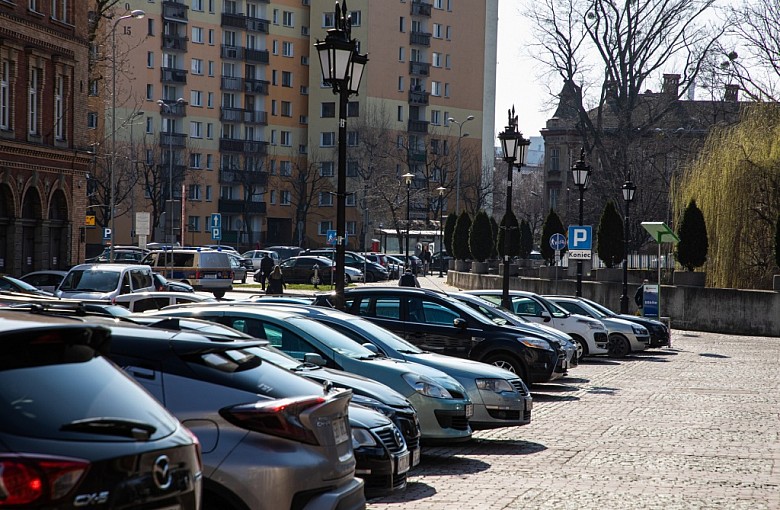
361, 342, 380, 354
540, 310, 552, 323
453, 318, 467, 329
304, 353, 326, 366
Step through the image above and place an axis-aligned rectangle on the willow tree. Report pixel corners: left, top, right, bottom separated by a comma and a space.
673, 105, 780, 289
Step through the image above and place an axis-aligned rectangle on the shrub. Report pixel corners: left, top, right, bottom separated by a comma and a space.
519, 219, 533, 259
469, 210, 493, 262
540, 208, 566, 265
675, 199, 708, 271
496, 209, 519, 258
452, 211, 472, 260
596, 200, 624, 268
443, 212, 458, 256
489, 216, 500, 259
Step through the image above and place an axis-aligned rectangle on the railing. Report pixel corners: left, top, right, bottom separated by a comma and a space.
243, 110, 268, 125
246, 16, 270, 33
410, 31, 431, 46
244, 48, 270, 64
162, 1, 188, 22
159, 101, 187, 117
408, 119, 430, 133
219, 199, 267, 214
219, 168, 268, 186
409, 61, 430, 76
244, 78, 270, 95
221, 45, 244, 60
159, 132, 187, 148
220, 75, 243, 91
221, 12, 246, 29
408, 89, 430, 105
411, 1, 432, 16
162, 34, 188, 51
219, 138, 269, 155
160, 67, 188, 84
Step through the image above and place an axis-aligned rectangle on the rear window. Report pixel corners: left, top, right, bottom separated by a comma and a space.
60, 269, 120, 292
198, 252, 230, 267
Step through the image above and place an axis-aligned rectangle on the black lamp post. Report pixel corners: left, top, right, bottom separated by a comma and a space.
620, 179, 637, 313
497, 106, 530, 310
403, 172, 415, 270
571, 149, 591, 297
315, 0, 367, 308
437, 186, 446, 277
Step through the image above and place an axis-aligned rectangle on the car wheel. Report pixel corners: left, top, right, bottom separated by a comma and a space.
240, 276, 246, 284
213, 290, 225, 299
608, 334, 631, 358
483, 353, 528, 383
365, 272, 375, 283
344, 274, 352, 284
570, 335, 588, 360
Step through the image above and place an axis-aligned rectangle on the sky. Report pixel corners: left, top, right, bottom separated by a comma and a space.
495, 1, 551, 140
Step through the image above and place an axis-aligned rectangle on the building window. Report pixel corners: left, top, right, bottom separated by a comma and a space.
282, 42, 293, 57
347, 101, 359, 117
347, 131, 359, 146
207, 92, 213, 108
190, 90, 202, 106
272, 70, 278, 86
208, 29, 214, 45
434, 0, 443, 8
398, 76, 404, 91
319, 192, 333, 206
272, 40, 278, 55
206, 154, 213, 170
51, 0, 68, 22
28, 67, 39, 136
190, 153, 202, 169
431, 81, 441, 96
191, 58, 203, 75
192, 26, 204, 43
146, 84, 154, 100
280, 160, 291, 176
347, 160, 358, 177
346, 193, 356, 206
549, 188, 559, 210
281, 101, 292, 117
188, 215, 200, 231
147, 51, 154, 68
346, 221, 357, 235
445, 54, 451, 68
54, 75, 64, 140
87, 111, 97, 129
271, 100, 278, 115
433, 23, 442, 38
205, 185, 212, 200
549, 147, 560, 172
399, 16, 405, 32
430, 110, 441, 125
397, 105, 403, 121
281, 190, 291, 205
190, 121, 202, 138
399, 47, 405, 62
206, 122, 213, 139
208, 61, 214, 76
319, 221, 333, 235
432, 52, 442, 67
350, 10, 361, 26
282, 71, 292, 87
281, 130, 292, 146
192, 0, 203, 10
444, 83, 450, 97
320, 132, 335, 147
188, 185, 202, 200
321, 102, 335, 118
446, 25, 452, 39
322, 12, 335, 27
283, 11, 293, 27
88, 79, 98, 96
320, 161, 334, 177
145, 117, 154, 134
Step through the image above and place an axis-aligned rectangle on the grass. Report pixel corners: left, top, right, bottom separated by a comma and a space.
235, 282, 338, 292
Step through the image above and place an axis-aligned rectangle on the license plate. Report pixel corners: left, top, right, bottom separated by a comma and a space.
396, 451, 410, 474
465, 403, 474, 418
412, 447, 421, 467
526, 399, 533, 411
203, 274, 217, 279
332, 417, 349, 444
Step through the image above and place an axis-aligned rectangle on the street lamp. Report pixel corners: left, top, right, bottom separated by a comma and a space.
157, 97, 187, 247
110, 9, 145, 262
497, 106, 530, 310
447, 115, 474, 214
620, 178, 637, 313
402, 173, 415, 270
315, 0, 368, 309
437, 186, 446, 277
571, 149, 592, 297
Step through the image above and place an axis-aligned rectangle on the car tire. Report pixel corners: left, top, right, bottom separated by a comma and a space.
570, 335, 588, 360
608, 334, 631, 358
365, 272, 375, 283
482, 352, 528, 383
240, 276, 246, 284
344, 274, 352, 284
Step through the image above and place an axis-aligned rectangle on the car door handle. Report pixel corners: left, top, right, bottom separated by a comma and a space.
127, 366, 156, 380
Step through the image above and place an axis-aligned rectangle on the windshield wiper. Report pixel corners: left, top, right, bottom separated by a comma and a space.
60, 417, 156, 440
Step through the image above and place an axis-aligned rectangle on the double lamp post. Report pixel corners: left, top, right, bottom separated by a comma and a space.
570, 150, 591, 297
315, 0, 368, 308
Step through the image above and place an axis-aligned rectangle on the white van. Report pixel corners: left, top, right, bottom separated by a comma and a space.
56, 264, 156, 303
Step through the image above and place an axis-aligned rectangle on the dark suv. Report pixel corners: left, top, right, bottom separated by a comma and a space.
313, 287, 562, 384
303, 249, 390, 282
0, 312, 202, 509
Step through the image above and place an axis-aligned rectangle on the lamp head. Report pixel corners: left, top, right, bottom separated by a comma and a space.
571, 148, 591, 187
130, 9, 145, 19
402, 172, 414, 186
622, 180, 636, 202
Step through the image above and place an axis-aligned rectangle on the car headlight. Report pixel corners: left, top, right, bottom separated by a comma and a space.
402, 373, 453, 399
579, 319, 606, 330
517, 337, 555, 351
351, 427, 378, 449
476, 378, 516, 393
632, 325, 648, 335
351, 394, 396, 419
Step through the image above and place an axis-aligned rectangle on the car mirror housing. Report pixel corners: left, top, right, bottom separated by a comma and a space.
453, 318, 467, 329
304, 353, 326, 367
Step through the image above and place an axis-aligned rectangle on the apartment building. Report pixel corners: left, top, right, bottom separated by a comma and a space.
0, 1, 91, 274
97, 0, 497, 253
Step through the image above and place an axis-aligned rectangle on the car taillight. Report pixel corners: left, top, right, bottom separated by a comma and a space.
194, 271, 204, 279
0, 455, 89, 506
183, 427, 203, 472
219, 396, 327, 445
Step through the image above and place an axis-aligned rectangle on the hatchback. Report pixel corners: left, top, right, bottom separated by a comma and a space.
576, 297, 670, 347
19, 270, 68, 294
0, 312, 202, 509
269, 256, 364, 284
56, 263, 156, 302
303, 249, 390, 282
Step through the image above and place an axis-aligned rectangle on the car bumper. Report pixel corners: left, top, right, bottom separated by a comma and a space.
354, 447, 409, 498
647, 330, 670, 347
407, 394, 472, 442
629, 333, 650, 351
191, 279, 233, 292
469, 391, 532, 430
587, 331, 610, 355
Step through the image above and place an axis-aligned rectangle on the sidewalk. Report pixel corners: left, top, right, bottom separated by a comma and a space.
233, 273, 462, 297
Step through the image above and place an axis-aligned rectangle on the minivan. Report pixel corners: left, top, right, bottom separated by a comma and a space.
56, 263, 156, 302
141, 248, 233, 298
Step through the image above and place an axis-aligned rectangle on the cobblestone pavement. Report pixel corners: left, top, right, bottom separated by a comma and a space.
367, 328, 780, 510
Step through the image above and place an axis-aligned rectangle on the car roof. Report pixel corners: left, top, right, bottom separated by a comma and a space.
68, 263, 152, 271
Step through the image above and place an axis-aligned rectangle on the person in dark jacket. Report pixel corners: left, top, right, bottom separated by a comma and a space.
259, 253, 275, 290
266, 265, 286, 294
398, 268, 420, 287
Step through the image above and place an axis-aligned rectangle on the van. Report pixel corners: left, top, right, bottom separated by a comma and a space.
56, 264, 156, 302
141, 248, 233, 298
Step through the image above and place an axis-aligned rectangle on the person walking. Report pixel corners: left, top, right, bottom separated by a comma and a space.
259, 253, 275, 291
398, 268, 420, 287
266, 265, 286, 294
420, 245, 432, 277
634, 279, 648, 315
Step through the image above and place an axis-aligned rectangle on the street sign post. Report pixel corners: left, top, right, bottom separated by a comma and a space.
210, 213, 222, 242
549, 233, 566, 251
567, 225, 592, 260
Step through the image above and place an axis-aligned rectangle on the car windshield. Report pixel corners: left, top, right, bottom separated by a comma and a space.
455, 297, 515, 326
581, 298, 617, 316
567, 300, 608, 319
59, 270, 120, 292
288, 317, 378, 358
328, 316, 425, 354
3, 276, 41, 293
534, 295, 571, 318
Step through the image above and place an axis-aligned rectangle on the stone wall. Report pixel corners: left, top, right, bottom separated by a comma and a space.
447, 271, 780, 337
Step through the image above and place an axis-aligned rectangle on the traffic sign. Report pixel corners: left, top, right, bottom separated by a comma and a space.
103, 227, 112, 240
210, 213, 222, 230
211, 227, 221, 240
549, 233, 566, 251
326, 230, 337, 245
568, 225, 593, 259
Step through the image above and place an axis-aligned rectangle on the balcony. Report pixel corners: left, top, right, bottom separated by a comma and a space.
411, 1, 432, 16
409, 149, 427, 162
219, 168, 268, 186
408, 89, 430, 106
159, 101, 187, 117
246, 16, 270, 33
221, 75, 243, 91
408, 119, 430, 133
219, 198, 267, 214
244, 110, 268, 125
409, 61, 430, 76
160, 67, 188, 84
410, 31, 431, 46
244, 78, 270, 95
162, 1, 188, 23
221, 45, 244, 60
219, 138, 269, 155
221, 12, 246, 29
162, 34, 188, 51
160, 132, 187, 148
244, 48, 270, 64
157, 163, 187, 177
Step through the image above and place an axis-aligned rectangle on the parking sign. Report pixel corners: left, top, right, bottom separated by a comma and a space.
567, 225, 592, 260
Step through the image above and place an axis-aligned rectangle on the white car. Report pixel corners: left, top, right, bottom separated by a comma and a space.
545, 296, 650, 357
113, 291, 217, 313
465, 290, 609, 359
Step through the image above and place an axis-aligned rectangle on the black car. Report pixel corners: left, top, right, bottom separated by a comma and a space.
577, 296, 671, 347
153, 272, 195, 292
303, 249, 390, 282
0, 312, 202, 509
268, 255, 354, 284
313, 287, 561, 384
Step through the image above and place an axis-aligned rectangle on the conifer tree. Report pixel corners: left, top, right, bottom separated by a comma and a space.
596, 200, 624, 268
496, 210, 520, 258
675, 199, 708, 271
469, 210, 493, 262
519, 219, 533, 259
443, 212, 458, 256
452, 210, 472, 260
540, 208, 566, 265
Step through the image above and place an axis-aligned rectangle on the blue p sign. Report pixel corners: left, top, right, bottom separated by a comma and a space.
568, 226, 592, 250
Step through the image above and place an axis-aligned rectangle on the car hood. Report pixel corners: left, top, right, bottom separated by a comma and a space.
294, 365, 411, 407
339, 356, 466, 395
348, 403, 394, 429
57, 291, 112, 301
406, 352, 517, 381
602, 316, 641, 332
571, 313, 608, 330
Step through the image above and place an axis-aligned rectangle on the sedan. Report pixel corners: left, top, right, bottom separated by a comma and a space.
153, 272, 194, 292
19, 270, 67, 294
263, 256, 364, 284
577, 297, 670, 347
0, 275, 53, 296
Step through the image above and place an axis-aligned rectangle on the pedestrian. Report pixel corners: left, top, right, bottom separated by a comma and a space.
634, 279, 648, 315
398, 268, 420, 287
266, 265, 286, 294
421, 245, 432, 276
259, 253, 274, 291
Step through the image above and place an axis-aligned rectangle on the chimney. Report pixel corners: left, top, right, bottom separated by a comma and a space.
725, 84, 739, 102
662, 74, 681, 97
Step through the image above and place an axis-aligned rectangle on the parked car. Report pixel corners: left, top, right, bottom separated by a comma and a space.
386, 254, 423, 275
141, 248, 233, 298
226, 252, 249, 283
303, 249, 390, 282
153, 272, 195, 292
0, 274, 54, 296
265, 245, 304, 261
114, 290, 216, 312
576, 296, 670, 347
85, 245, 150, 264
147, 304, 474, 443
544, 295, 650, 357
383, 255, 405, 279
312, 287, 561, 384
254, 303, 534, 430
202, 244, 239, 253
56, 263, 156, 302
465, 289, 610, 360
362, 252, 399, 278
241, 249, 281, 270
19, 270, 68, 294
430, 251, 453, 271
264, 255, 364, 285
0, 311, 202, 509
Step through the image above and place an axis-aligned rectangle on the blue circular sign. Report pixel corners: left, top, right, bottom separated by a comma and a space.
549, 233, 567, 251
